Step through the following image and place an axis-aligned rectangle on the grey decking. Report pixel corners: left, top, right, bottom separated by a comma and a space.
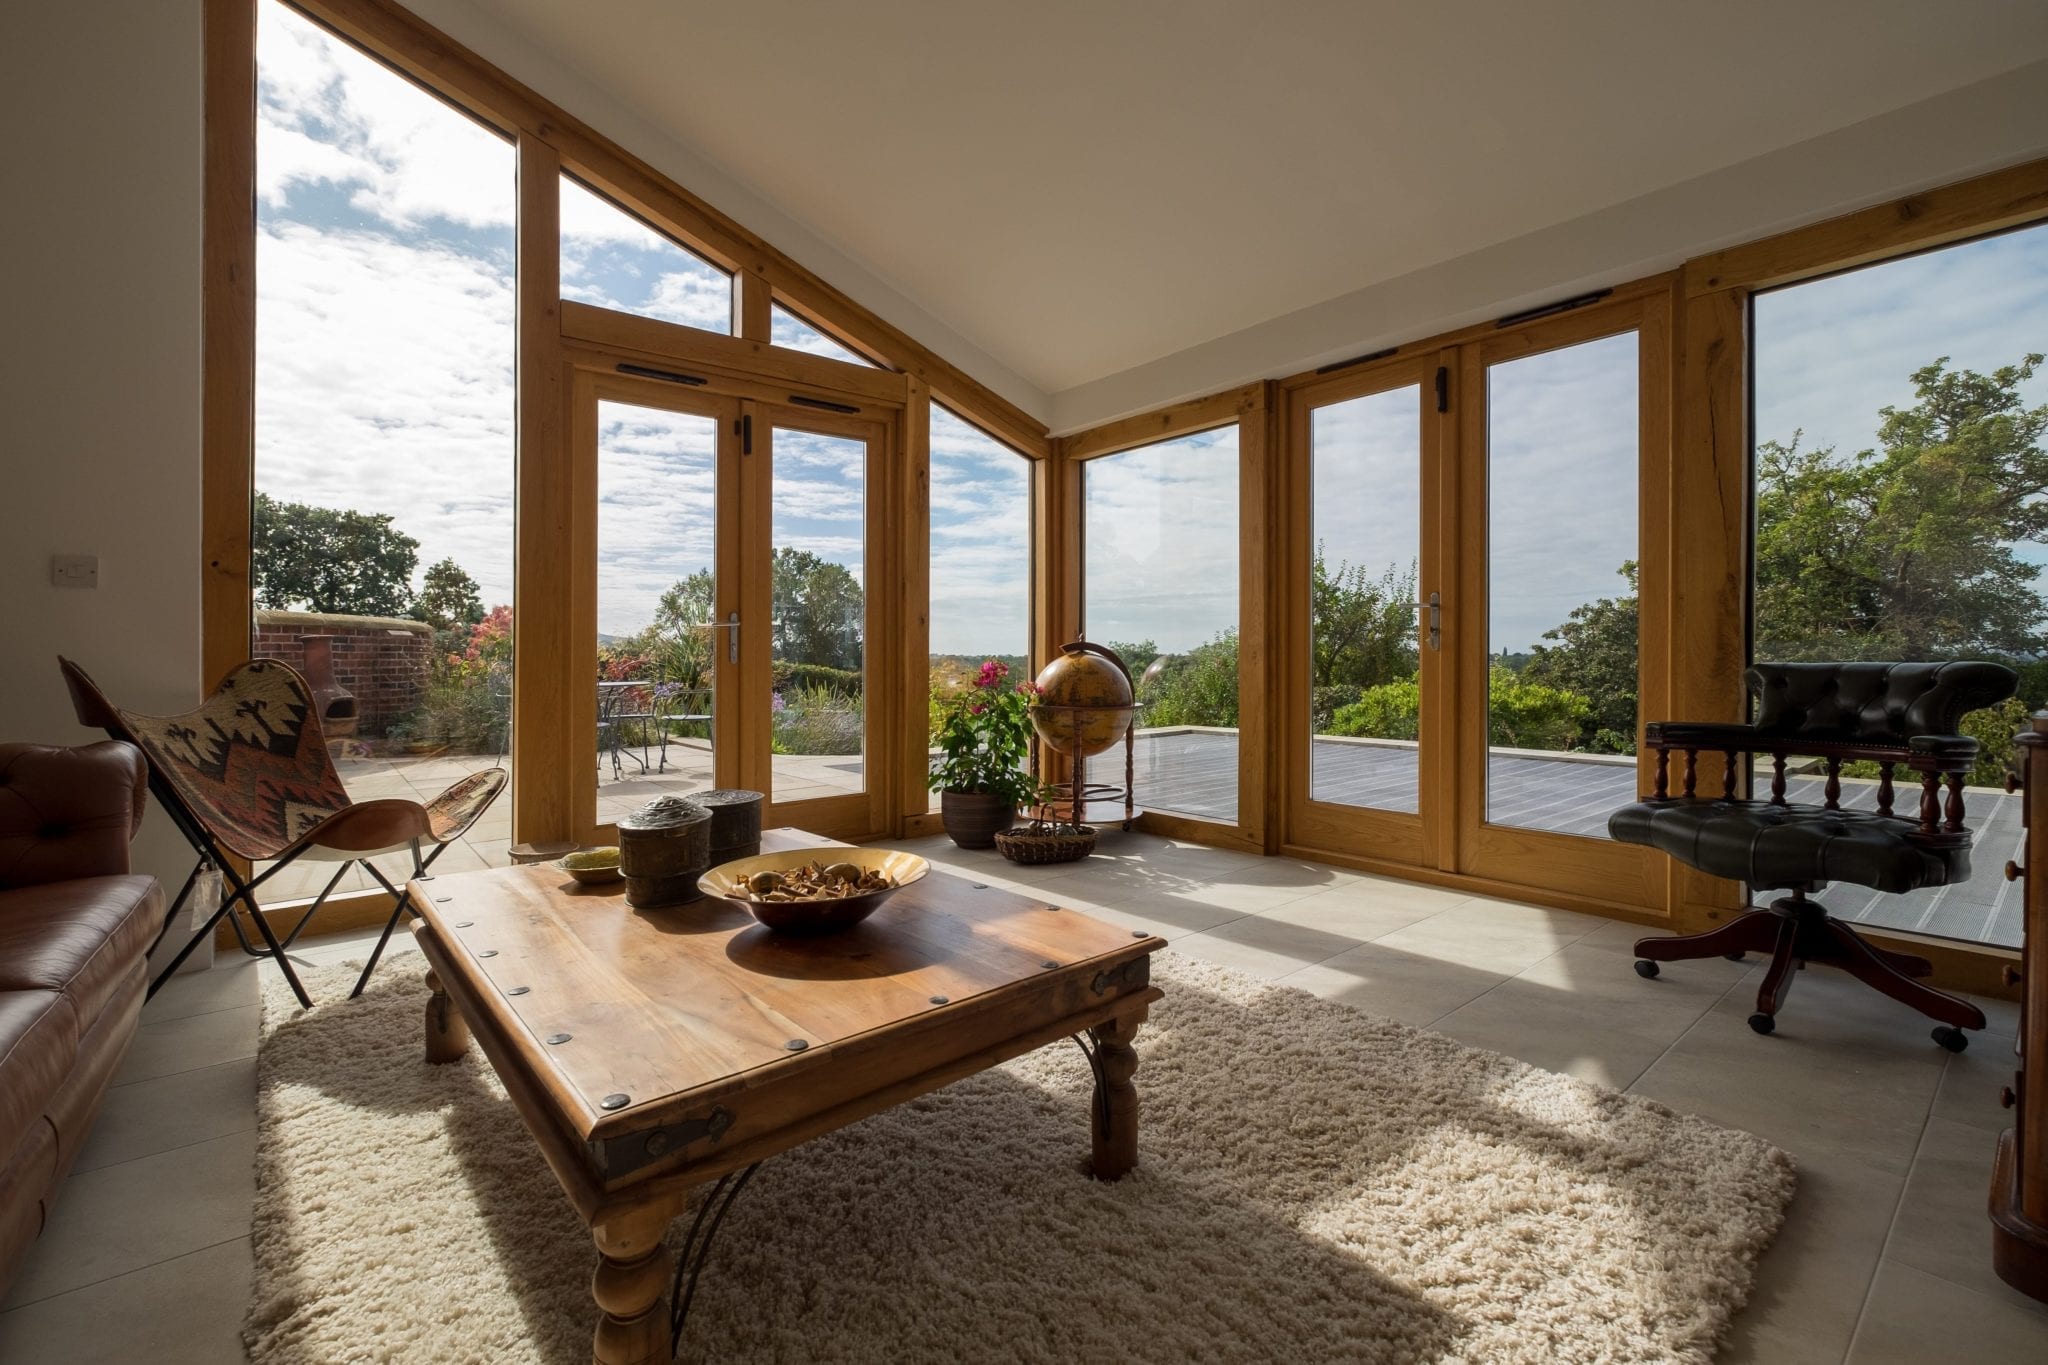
1125, 729, 2021, 949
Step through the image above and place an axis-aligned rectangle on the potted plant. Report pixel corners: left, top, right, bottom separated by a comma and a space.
928, 660, 1039, 848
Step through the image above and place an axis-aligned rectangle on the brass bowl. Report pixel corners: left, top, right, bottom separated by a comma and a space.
699, 848, 928, 934
558, 846, 623, 885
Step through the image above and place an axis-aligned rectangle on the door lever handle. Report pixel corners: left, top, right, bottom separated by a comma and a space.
704, 613, 741, 663
1412, 593, 1442, 652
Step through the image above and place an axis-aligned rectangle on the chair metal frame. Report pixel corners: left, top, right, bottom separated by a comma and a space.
60, 656, 504, 1010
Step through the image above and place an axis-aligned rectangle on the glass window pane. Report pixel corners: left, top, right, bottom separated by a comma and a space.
771, 428, 869, 800
560, 175, 732, 334
1309, 386, 1422, 812
772, 303, 876, 366
595, 402, 720, 823
928, 405, 1032, 810
1083, 428, 1240, 823
1752, 222, 2048, 948
252, 0, 515, 905
1484, 332, 1639, 836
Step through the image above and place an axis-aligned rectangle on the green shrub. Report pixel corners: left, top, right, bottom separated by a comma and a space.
773, 661, 862, 698
1139, 632, 1240, 728
1329, 679, 1419, 742
1310, 684, 1365, 734
1842, 694, 2033, 789
1327, 666, 1592, 752
771, 683, 863, 756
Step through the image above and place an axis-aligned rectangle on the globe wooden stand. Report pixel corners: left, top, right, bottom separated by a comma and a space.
1029, 720, 1140, 831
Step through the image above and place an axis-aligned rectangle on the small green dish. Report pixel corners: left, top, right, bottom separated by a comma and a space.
559, 846, 623, 885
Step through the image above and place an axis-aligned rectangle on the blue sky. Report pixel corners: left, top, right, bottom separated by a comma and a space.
255, 0, 2045, 669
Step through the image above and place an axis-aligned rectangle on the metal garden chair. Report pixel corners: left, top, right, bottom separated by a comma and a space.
60, 656, 507, 1008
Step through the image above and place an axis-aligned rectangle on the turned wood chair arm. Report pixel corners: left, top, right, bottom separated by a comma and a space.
1642, 723, 1977, 844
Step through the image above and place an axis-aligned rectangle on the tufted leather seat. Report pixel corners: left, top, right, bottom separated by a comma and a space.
1612, 660, 2018, 1048
1609, 799, 1960, 895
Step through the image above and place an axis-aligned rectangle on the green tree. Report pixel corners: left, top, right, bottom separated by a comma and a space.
413, 558, 485, 656
252, 490, 419, 617
1754, 353, 2048, 661
770, 548, 864, 672
1139, 631, 1240, 727
1522, 561, 1639, 753
1312, 548, 1419, 690
1329, 666, 1590, 751
647, 569, 717, 687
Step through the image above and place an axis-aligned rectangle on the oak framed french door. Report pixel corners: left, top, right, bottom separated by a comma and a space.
1448, 294, 1670, 905
560, 309, 907, 846
1282, 292, 1670, 912
1281, 354, 1452, 869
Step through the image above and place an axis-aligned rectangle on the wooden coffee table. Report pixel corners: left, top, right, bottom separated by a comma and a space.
409, 828, 1165, 1364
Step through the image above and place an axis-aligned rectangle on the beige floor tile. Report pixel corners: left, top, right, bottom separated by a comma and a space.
1173, 914, 1363, 980
1844, 1260, 2048, 1364
1885, 1115, 2048, 1318
0, 1130, 256, 1309
112, 1005, 259, 1085
140, 955, 261, 1023
1429, 937, 1748, 1087
1718, 1156, 1907, 1364
1274, 941, 1515, 1028
1930, 1027, 2020, 1134
1628, 974, 1947, 1178
1370, 902, 1593, 977
71, 1058, 258, 1174
0, 1237, 252, 1364
1257, 884, 1456, 942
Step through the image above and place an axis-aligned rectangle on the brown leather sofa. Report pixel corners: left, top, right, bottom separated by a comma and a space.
0, 741, 163, 1292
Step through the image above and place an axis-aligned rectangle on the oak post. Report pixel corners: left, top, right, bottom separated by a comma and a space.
1652, 747, 1669, 800
1088, 1012, 1142, 1180
591, 1207, 673, 1365
423, 967, 470, 1064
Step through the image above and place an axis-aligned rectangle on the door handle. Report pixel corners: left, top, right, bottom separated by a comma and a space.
705, 613, 740, 663
1412, 593, 1442, 652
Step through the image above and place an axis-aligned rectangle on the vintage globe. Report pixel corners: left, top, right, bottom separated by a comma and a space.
1031, 643, 1135, 759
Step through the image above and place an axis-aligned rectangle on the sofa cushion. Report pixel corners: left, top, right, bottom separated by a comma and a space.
0, 991, 79, 1172
0, 742, 147, 890
0, 876, 161, 1028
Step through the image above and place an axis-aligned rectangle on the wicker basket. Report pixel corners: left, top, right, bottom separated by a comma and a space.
994, 823, 1098, 865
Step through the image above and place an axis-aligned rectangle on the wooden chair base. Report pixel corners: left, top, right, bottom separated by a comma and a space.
1634, 892, 1987, 1048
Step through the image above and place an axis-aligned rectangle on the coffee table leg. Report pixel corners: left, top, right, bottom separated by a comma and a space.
423, 968, 470, 1064
1088, 1012, 1142, 1180
592, 1208, 673, 1365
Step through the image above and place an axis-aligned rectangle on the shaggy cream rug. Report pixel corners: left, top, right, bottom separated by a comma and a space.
245, 954, 1794, 1364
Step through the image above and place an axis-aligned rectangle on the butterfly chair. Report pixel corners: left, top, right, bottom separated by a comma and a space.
59, 657, 506, 1008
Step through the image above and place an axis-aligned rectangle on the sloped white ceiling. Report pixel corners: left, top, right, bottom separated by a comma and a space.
471, 0, 2048, 397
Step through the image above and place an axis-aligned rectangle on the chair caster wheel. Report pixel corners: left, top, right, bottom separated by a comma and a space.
1633, 959, 1659, 979
1931, 1026, 1969, 1054
1747, 1012, 1775, 1036
1723, 952, 1745, 962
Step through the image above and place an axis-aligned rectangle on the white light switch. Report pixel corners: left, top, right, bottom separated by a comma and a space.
51, 554, 99, 588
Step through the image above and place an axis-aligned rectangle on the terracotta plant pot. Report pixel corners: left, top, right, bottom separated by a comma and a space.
940, 789, 1016, 849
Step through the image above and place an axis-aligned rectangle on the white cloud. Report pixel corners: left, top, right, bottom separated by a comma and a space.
1083, 429, 1240, 652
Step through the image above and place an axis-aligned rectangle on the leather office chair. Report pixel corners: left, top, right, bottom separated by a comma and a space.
1611, 661, 2015, 1052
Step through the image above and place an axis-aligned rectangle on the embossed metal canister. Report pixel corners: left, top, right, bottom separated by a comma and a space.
690, 788, 763, 864
616, 796, 710, 908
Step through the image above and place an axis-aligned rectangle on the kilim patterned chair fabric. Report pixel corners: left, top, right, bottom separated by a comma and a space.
59, 657, 507, 1008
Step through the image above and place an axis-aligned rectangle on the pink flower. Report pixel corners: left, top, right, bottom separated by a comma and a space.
975, 659, 1009, 689
968, 702, 987, 716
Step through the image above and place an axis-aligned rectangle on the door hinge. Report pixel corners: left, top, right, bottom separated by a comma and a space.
1434, 366, 1449, 413
739, 413, 753, 455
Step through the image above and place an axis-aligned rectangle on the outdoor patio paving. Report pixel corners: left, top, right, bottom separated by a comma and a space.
259, 728, 2022, 949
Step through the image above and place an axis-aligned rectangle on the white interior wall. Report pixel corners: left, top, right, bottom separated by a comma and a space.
0, 0, 205, 892
1048, 59, 2048, 434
